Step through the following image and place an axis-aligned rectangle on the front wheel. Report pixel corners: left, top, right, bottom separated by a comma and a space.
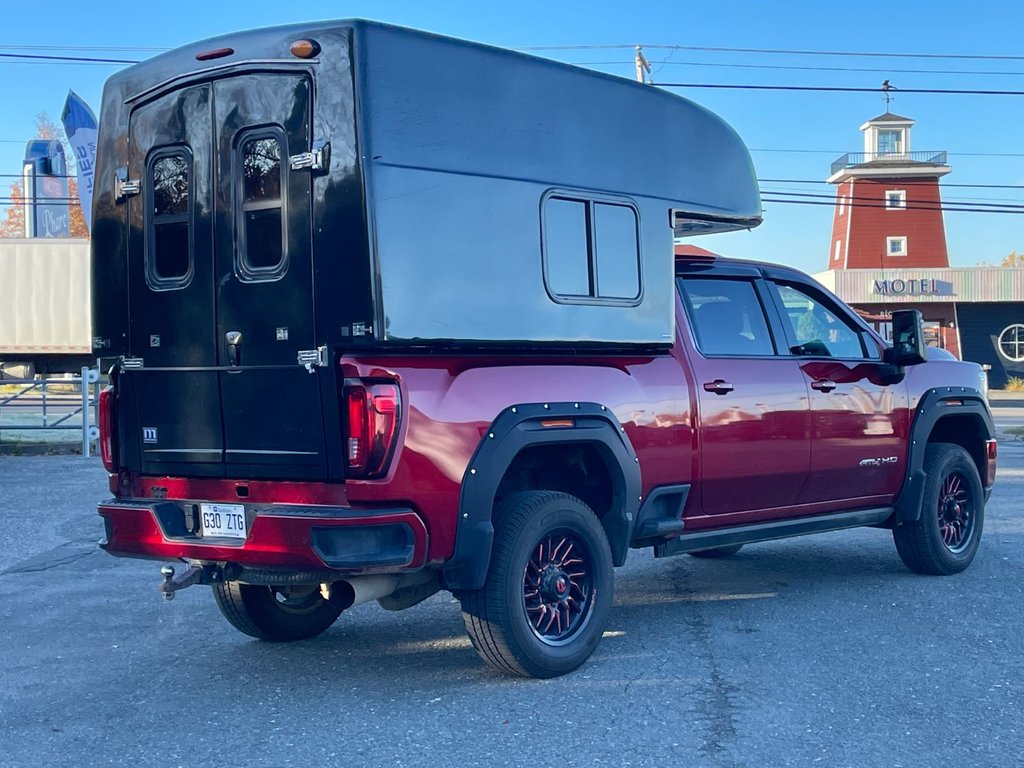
460, 491, 613, 678
893, 442, 985, 575
212, 582, 343, 641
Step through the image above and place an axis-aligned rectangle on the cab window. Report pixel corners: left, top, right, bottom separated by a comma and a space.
678, 278, 776, 357
770, 282, 868, 358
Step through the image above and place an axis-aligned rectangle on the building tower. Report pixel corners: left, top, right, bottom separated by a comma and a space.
826, 112, 951, 270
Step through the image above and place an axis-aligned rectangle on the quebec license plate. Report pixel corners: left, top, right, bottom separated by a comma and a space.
200, 503, 247, 540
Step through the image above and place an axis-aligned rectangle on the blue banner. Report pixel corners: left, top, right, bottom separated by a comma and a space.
60, 90, 98, 230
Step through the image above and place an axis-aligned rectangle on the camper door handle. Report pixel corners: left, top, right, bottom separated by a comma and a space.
226, 331, 242, 367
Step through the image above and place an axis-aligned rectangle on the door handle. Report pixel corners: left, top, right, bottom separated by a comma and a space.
811, 378, 837, 393
703, 379, 734, 395
225, 331, 242, 367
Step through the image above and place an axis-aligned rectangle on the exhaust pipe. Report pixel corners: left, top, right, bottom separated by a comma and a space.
329, 575, 401, 611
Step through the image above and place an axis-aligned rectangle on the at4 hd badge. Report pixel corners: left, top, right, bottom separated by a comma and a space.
142, 427, 158, 444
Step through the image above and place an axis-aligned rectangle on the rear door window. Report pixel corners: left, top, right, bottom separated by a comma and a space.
236, 129, 288, 280
146, 148, 193, 289
678, 278, 776, 357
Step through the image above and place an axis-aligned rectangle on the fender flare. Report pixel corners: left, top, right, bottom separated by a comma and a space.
441, 402, 641, 591
894, 386, 994, 523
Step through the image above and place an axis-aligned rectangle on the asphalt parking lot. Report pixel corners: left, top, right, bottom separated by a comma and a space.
1, 444, 1023, 768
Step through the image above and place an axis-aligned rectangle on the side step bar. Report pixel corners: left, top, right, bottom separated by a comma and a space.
654, 507, 894, 558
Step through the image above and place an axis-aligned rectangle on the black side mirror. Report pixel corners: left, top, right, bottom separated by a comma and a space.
883, 309, 927, 367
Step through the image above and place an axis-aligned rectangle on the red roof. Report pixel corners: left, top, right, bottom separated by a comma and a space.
674, 244, 719, 258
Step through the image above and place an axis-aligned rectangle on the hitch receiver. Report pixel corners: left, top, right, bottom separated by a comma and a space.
159, 564, 220, 600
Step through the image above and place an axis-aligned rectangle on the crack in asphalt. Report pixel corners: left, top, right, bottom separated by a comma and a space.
1, 541, 98, 577
672, 568, 743, 768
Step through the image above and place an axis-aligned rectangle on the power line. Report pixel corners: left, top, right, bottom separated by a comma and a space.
0, 52, 137, 64
0, 44, 166, 52
759, 178, 1024, 189
519, 43, 1024, 62
570, 59, 1024, 78
761, 197, 1024, 214
762, 189, 1024, 210
657, 82, 1024, 96
752, 149, 1024, 157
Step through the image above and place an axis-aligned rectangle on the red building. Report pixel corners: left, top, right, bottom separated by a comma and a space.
815, 111, 1024, 386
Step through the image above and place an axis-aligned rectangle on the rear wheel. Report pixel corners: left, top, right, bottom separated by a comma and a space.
688, 544, 744, 559
893, 442, 984, 575
460, 491, 613, 678
212, 582, 343, 641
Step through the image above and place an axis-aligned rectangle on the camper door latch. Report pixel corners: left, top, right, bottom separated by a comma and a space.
115, 167, 141, 201
297, 346, 328, 373
289, 140, 330, 172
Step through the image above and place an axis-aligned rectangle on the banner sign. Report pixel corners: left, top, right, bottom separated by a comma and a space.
61, 90, 99, 230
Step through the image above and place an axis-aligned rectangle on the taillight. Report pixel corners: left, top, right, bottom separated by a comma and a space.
343, 382, 401, 478
98, 385, 117, 473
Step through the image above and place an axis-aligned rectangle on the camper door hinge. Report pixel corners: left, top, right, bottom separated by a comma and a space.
115, 167, 141, 201
289, 140, 330, 172
297, 346, 328, 373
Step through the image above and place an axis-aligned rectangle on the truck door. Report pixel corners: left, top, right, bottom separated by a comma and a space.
677, 274, 812, 520
764, 279, 909, 504
126, 83, 222, 475
212, 74, 325, 479
124, 73, 325, 479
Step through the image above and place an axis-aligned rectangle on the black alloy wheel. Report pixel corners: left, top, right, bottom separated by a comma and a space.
893, 442, 985, 575
460, 491, 613, 678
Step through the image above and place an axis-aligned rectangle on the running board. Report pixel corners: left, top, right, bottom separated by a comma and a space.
653, 507, 894, 558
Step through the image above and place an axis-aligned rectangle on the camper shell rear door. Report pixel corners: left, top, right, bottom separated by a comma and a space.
123, 72, 326, 479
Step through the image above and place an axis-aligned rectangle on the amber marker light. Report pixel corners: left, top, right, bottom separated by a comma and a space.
195, 47, 234, 61
540, 419, 575, 428
290, 39, 321, 59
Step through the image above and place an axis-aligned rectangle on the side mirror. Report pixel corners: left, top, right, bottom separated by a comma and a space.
883, 309, 927, 367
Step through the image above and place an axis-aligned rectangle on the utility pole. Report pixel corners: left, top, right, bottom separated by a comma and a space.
635, 45, 651, 84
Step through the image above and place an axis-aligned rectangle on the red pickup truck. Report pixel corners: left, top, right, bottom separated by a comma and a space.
92, 21, 996, 678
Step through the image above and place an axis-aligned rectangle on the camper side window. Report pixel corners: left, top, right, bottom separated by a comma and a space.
236, 130, 287, 280
543, 194, 641, 305
146, 149, 192, 289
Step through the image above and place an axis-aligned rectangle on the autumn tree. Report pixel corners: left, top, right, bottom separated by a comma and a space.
1002, 252, 1024, 267
0, 182, 27, 238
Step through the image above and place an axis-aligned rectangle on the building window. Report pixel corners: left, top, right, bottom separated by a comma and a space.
998, 324, 1024, 362
886, 190, 907, 210
833, 240, 842, 262
838, 195, 846, 216
877, 129, 904, 157
887, 236, 908, 257
542, 194, 641, 304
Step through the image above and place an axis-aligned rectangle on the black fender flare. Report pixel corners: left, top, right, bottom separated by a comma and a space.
894, 386, 994, 523
441, 402, 641, 592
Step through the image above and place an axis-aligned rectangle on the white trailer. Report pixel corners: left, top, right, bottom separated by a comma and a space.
0, 238, 92, 373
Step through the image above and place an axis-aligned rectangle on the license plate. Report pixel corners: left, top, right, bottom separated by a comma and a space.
200, 503, 247, 540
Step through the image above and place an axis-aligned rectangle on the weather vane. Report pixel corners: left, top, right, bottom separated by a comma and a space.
881, 79, 896, 108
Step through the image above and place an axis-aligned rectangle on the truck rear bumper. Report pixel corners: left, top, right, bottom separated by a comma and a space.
98, 500, 429, 573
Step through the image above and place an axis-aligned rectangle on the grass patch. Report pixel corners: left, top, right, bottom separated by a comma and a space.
1004, 426, 1024, 441
1004, 376, 1024, 392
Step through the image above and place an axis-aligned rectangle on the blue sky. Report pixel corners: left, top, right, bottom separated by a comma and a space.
3, 0, 1023, 273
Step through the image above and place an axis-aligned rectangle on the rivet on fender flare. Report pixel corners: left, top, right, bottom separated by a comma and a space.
470, 468, 476, 475
511, 407, 517, 413
600, 406, 606, 411
543, 404, 549, 409
488, 432, 495, 439
574, 403, 580, 408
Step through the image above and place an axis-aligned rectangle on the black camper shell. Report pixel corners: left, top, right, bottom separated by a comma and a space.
91, 20, 760, 480
92, 19, 760, 354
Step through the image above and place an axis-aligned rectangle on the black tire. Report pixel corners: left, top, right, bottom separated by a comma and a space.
460, 491, 614, 678
688, 544, 744, 559
893, 442, 985, 575
212, 582, 343, 641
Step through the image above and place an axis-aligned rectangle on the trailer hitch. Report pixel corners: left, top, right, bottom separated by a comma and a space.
159, 563, 222, 600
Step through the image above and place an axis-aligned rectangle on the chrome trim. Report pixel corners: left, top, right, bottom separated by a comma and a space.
142, 448, 222, 454
225, 449, 320, 455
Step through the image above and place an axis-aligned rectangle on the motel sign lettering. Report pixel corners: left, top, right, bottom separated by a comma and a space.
873, 278, 945, 296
